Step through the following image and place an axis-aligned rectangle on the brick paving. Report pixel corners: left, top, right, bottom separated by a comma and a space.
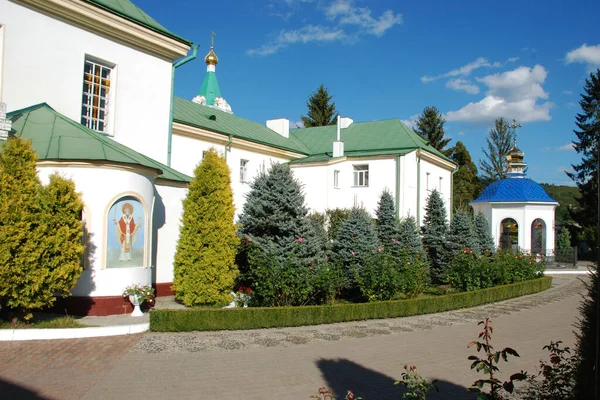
0, 275, 588, 399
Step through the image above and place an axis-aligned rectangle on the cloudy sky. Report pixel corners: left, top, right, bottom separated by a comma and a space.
143, 0, 599, 186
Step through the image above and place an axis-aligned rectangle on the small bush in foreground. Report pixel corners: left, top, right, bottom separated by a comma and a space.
521, 340, 576, 400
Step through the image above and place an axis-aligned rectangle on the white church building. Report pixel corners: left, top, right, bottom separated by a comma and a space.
0, 0, 455, 315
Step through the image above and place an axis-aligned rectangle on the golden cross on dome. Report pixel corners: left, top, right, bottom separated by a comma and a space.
211, 32, 215, 48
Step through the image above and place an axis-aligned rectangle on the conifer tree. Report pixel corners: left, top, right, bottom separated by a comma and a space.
449, 211, 477, 253
300, 84, 338, 127
567, 69, 600, 241
332, 207, 378, 269
574, 271, 598, 399
479, 117, 515, 181
450, 141, 480, 210
415, 106, 451, 154
556, 227, 572, 249
396, 216, 423, 254
0, 138, 84, 319
173, 148, 238, 306
474, 212, 495, 253
375, 190, 398, 248
421, 189, 450, 281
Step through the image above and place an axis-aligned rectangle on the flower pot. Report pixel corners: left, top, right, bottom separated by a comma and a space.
128, 295, 144, 317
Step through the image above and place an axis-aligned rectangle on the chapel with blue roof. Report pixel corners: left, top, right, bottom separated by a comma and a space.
471, 141, 558, 256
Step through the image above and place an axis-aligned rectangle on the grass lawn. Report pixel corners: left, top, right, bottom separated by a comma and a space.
0, 315, 90, 329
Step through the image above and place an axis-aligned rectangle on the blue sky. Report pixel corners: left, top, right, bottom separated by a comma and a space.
141, 0, 599, 186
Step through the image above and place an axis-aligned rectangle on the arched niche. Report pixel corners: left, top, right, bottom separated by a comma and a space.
500, 218, 519, 251
531, 218, 546, 254
105, 195, 147, 268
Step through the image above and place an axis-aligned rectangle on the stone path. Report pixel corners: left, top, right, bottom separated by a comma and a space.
0, 275, 588, 399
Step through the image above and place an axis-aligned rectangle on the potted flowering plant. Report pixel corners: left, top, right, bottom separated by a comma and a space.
235, 286, 252, 308
122, 284, 155, 317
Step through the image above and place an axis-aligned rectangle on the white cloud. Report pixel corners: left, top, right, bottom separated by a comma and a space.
401, 113, 420, 129
421, 57, 499, 83
446, 65, 553, 124
445, 78, 480, 94
248, 25, 346, 56
540, 146, 551, 152
565, 102, 577, 108
566, 44, 600, 70
507, 57, 519, 63
459, 131, 465, 136
556, 143, 574, 151
562, 90, 573, 95
250, 0, 401, 56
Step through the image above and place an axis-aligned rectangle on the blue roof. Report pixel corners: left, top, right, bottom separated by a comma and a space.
471, 178, 557, 203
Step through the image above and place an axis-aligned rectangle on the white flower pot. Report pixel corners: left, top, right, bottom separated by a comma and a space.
128, 295, 144, 317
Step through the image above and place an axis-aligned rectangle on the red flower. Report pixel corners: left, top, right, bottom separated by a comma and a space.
247, 237, 253, 243
377, 248, 382, 253
391, 238, 397, 243
351, 251, 355, 256
297, 237, 304, 243
348, 392, 354, 399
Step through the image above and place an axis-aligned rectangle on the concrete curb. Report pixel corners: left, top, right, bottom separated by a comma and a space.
545, 269, 592, 275
0, 323, 149, 341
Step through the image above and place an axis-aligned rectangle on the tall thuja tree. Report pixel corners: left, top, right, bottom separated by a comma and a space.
300, 84, 338, 127
332, 207, 378, 270
375, 190, 398, 248
567, 69, 600, 242
474, 212, 495, 253
449, 211, 477, 253
173, 148, 238, 306
421, 189, 451, 282
479, 117, 514, 181
415, 106, 452, 155
0, 138, 84, 319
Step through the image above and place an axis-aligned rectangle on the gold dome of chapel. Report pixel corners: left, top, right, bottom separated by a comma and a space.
205, 32, 218, 65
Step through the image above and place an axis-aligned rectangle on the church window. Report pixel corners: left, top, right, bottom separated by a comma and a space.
240, 159, 249, 183
353, 164, 369, 187
81, 57, 114, 134
334, 170, 340, 188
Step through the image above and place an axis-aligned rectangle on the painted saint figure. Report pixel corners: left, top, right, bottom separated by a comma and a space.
114, 202, 141, 261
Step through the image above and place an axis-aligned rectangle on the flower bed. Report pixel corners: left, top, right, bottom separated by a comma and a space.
149, 276, 552, 332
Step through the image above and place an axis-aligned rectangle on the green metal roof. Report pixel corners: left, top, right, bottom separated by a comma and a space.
289, 119, 454, 163
82, 0, 191, 45
198, 71, 221, 106
6, 103, 191, 183
173, 97, 312, 154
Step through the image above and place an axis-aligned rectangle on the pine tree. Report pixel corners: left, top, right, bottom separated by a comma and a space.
421, 189, 450, 281
449, 211, 477, 253
415, 106, 451, 154
474, 212, 495, 253
567, 69, 600, 241
375, 190, 398, 248
479, 117, 515, 181
0, 138, 84, 319
556, 227, 572, 249
574, 271, 598, 399
173, 148, 238, 306
332, 207, 378, 269
396, 216, 423, 254
300, 84, 338, 127
450, 141, 480, 210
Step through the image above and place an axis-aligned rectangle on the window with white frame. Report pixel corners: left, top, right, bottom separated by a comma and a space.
240, 159, 249, 183
81, 57, 114, 133
353, 164, 369, 187
333, 170, 340, 188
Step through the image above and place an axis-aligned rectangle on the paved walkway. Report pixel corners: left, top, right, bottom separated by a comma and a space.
0, 275, 589, 399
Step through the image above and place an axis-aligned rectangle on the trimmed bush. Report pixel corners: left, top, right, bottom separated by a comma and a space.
150, 276, 552, 332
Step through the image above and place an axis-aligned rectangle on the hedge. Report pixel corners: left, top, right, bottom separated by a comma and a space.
149, 276, 552, 332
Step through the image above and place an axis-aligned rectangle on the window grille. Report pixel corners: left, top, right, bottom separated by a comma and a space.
81, 58, 112, 133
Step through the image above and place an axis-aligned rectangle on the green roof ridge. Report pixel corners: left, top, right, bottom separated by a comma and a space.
82, 0, 191, 45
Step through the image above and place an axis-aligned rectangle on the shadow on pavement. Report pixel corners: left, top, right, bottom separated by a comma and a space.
316, 358, 477, 399
0, 377, 50, 400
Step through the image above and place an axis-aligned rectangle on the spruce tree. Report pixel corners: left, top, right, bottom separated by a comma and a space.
332, 207, 378, 269
415, 106, 451, 154
479, 117, 515, 181
556, 227, 572, 249
0, 138, 84, 319
450, 141, 480, 210
396, 216, 423, 254
300, 84, 338, 127
449, 211, 477, 253
567, 69, 600, 241
474, 212, 495, 253
375, 190, 398, 248
173, 148, 238, 306
421, 189, 450, 281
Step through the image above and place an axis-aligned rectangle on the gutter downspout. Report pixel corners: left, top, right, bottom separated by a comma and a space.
450, 164, 458, 219
167, 43, 199, 167
416, 149, 421, 227
395, 154, 401, 220
225, 134, 233, 160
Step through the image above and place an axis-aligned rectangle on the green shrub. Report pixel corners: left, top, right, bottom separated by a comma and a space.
446, 248, 487, 291
353, 250, 401, 301
150, 277, 552, 332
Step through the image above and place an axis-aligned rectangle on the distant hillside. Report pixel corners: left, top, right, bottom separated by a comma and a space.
540, 183, 580, 222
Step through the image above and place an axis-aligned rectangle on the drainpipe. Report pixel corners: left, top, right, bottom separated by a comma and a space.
450, 164, 458, 219
395, 154, 401, 220
167, 43, 199, 167
225, 134, 233, 160
416, 149, 421, 227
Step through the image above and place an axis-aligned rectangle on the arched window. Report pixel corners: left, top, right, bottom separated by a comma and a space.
106, 196, 145, 268
500, 218, 518, 251
531, 218, 546, 254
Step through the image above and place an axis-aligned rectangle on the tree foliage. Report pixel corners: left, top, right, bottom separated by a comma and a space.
567, 69, 600, 241
450, 141, 480, 210
415, 106, 451, 154
474, 212, 495, 253
421, 189, 451, 282
375, 189, 398, 248
173, 148, 238, 306
449, 211, 477, 253
479, 117, 515, 181
574, 271, 598, 399
332, 207, 378, 271
300, 84, 338, 127
0, 138, 84, 319
396, 216, 423, 255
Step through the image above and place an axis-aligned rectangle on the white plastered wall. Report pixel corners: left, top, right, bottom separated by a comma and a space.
1, 2, 173, 164
37, 165, 155, 297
